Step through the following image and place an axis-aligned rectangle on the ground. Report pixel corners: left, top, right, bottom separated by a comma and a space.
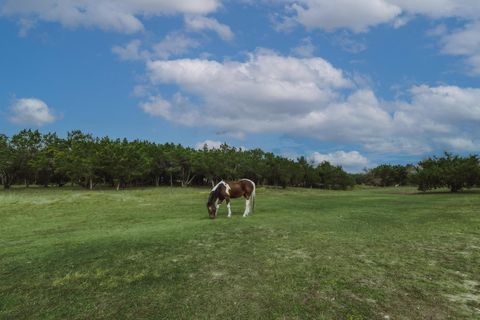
1, 186, 479, 319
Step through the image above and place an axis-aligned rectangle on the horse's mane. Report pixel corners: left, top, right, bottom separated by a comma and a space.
211, 180, 228, 191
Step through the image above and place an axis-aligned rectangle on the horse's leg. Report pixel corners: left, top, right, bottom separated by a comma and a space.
243, 195, 250, 217
215, 199, 220, 217
226, 197, 232, 218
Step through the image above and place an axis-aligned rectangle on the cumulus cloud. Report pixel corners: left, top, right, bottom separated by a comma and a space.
290, 0, 401, 33
9, 98, 56, 126
140, 51, 480, 155
310, 151, 369, 172
284, 0, 480, 32
147, 51, 351, 109
388, 85, 480, 153
195, 140, 223, 150
440, 22, 480, 74
185, 15, 234, 41
0, 0, 221, 33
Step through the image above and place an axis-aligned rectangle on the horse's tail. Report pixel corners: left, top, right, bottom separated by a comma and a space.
242, 178, 256, 214
241, 178, 256, 214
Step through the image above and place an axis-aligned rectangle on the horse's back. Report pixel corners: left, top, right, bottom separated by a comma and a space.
224, 179, 254, 198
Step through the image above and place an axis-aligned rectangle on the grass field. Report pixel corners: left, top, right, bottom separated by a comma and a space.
1, 186, 479, 319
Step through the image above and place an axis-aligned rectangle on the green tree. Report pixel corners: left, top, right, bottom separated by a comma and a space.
315, 161, 354, 190
0, 134, 15, 189
30, 133, 62, 187
61, 131, 98, 189
10, 129, 42, 187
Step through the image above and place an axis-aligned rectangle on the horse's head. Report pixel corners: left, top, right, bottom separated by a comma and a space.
206, 190, 217, 219
207, 203, 217, 219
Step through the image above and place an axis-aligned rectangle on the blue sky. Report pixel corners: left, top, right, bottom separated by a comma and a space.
1, 0, 480, 172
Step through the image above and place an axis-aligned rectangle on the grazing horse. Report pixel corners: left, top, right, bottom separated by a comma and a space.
206, 179, 256, 219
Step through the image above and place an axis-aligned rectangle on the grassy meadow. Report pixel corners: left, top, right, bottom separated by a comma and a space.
1, 186, 479, 319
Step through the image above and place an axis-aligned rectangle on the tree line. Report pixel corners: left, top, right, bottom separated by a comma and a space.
354, 153, 480, 192
0, 129, 354, 190
1, 130, 479, 192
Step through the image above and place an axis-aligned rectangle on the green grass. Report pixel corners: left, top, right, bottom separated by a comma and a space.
1, 186, 479, 319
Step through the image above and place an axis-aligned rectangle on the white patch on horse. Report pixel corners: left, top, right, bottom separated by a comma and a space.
212, 180, 231, 195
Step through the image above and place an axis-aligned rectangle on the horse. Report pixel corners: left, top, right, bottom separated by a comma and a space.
206, 179, 256, 219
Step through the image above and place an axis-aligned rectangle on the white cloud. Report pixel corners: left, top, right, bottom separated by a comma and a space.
0, 0, 221, 33
195, 140, 223, 150
9, 98, 56, 126
140, 95, 172, 118
283, 0, 480, 32
289, 0, 401, 33
147, 52, 351, 106
185, 15, 234, 41
310, 151, 370, 172
140, 51, 480, 155
440, 22, 480, 74
409, 85, 480, 122
386, 85, 480, 153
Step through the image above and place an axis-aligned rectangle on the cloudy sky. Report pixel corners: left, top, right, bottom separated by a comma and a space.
1, 0, 480, 172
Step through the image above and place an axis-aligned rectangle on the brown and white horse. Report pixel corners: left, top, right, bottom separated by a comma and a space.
206, 179, 256, 219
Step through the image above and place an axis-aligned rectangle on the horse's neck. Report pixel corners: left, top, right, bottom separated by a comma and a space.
208, 190, 218, 205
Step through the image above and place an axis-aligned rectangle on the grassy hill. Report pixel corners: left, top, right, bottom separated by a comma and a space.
1, 186, 479, 319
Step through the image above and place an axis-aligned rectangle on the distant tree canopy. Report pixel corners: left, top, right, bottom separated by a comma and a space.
355, 164, 416, 187
354, 153, 480, 192
1, 130, 479, 192
0, 129, 354, 190
415, 153, 480, 192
